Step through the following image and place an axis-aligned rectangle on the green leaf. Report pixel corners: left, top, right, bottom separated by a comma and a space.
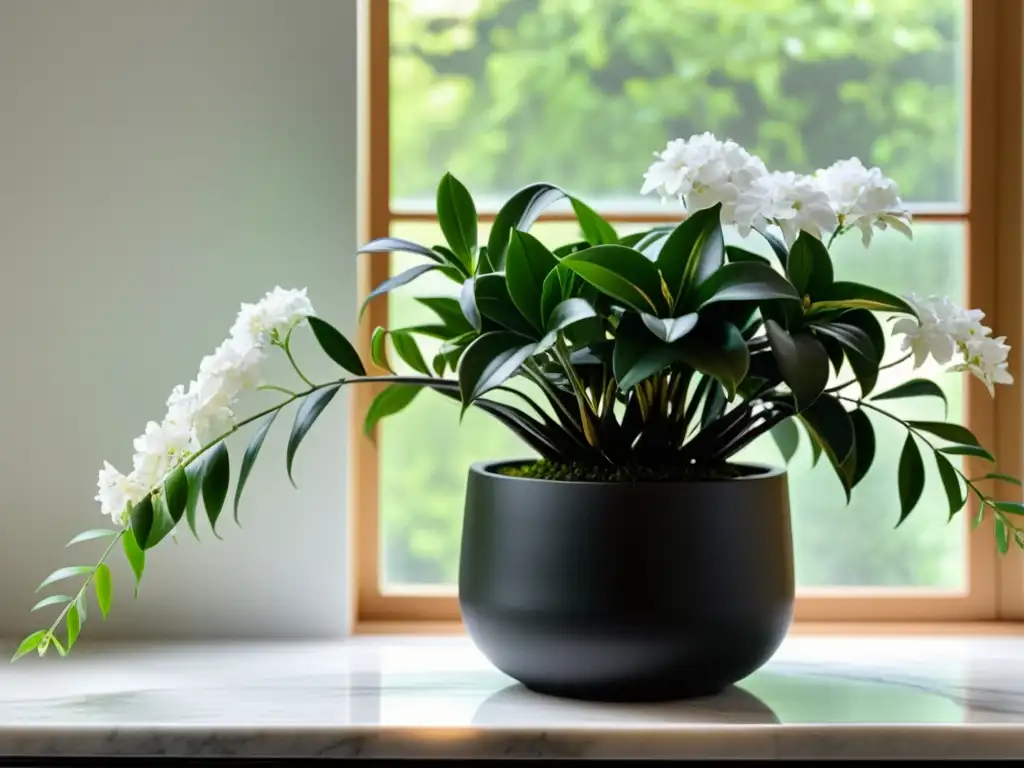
641, 312, 699, 344
810, 282, 915, 315
725, 245, 771, 266
765, 319, 830, 412
458, 332, 536, 405
163, 466, 188, 526
786, 231, 833, 297
485, 183, 566, 272
770, 418, 800, 464
655, 205, 724, 311
799, 394, 855, 500
123, 526, 145, 597
356, 236, 445, 264
94, 563, 112, 620
234, 410, 279, 525
436, 172, 477, 270
389, 330, 431, 375
66, 603, 81, 650
11, 630, 48, 662
693, 261, 800, 311
570, 197, 618, 245
540, 268, 564, 328
978, 472, 1023, 487
813, 322, 879, 395
31, 594, 72, 612
940, 444, 996, 462
506, 230, 558, 330
612, 313, 686, 391
674, 320, 750, 399
992, 501, 1024, 516
36, 565, 92, 593
562, 244, 667, 315
416, 296, 474, 336
202, 442, 230, 534
432, 331, 475, 376
459, 279, 482, 332
65, 529, 118, 547
286, 384, 341, 487
907, 421, 981, 446
474, 273, 538, 337
370, 326, 393, 372
897, 434, 926, 527
47, 634, 66, 657
973, 499, 986, 530
849, 408, 876, 488
996, 516, 1010, 554
129, 494, 154, 550
364, 384, 423, 438
758, 229, 790, 269
871, 379, 949, 417
935, 452, 966, 521
543, 297, 597, 338
308, 316, 366, 376
185, 460, 205, 541
360, 264, 440, 318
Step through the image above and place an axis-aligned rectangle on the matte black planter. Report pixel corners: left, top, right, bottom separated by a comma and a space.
458, 460, 794, 703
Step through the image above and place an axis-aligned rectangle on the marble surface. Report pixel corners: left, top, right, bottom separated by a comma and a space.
1, 635, 1024, 759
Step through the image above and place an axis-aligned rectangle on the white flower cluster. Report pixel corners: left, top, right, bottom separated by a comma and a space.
894, 294, 1013, 396
640, 132, 913, 247
95, 287, 316, 524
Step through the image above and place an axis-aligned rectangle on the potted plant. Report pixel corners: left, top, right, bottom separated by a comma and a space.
13, 134, 1022, 703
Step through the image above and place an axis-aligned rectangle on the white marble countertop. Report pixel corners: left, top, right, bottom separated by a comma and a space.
1, 634, 1023, 759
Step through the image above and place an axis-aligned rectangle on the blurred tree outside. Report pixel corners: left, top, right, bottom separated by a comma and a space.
380, 0, 969, 589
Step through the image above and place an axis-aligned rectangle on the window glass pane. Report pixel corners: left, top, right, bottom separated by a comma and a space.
380, 220, 966, 590
390, 0, 966, 210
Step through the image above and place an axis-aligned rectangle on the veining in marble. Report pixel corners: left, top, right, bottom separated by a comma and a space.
1, 635, 1023, 758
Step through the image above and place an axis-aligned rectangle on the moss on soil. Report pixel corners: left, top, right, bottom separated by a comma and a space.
497, 459, 747, 483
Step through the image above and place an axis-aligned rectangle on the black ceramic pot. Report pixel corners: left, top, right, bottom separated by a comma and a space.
458, 459, 794, 703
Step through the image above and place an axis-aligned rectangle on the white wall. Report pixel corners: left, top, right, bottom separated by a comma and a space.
0, 0, 359, 641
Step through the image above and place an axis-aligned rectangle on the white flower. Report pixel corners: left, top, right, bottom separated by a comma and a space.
815, 157, 912, 246
734, 171, 838, 247
955, 335, 1014, 397
229, 286, 316, 347
130, 419, 193, 488
95, 462, 147, 524
640, 133, 768, 224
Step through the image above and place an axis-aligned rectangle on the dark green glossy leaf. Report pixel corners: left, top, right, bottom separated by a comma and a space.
395, 324, 450, 340
11, 630, 48, 662
613, 313, 683, 391
474, 273, 538, 337
506, 230, 558, 330
656, 205, 724, 311
436, 172, 477, 270
818, 332, 846, 375
234, 410, 279, 525
786, 231, 833, 297
163, 466, 188, 526
31, 594, 72, 612
897, 434, 925, 527
202, 442, 230, 535
390, 330, 431, 376
799, 394, 855, 500
94, 563, 112, 620
571, 197, 618, 245
364, 383, 423, 438
979, 472, 1023, 487
286, 384, 341, 487
485, 183, 566, 272
540, 269, 563, 328
765, 319, 830, 412
758, 229, 789, 269
840, 309, 886, 360
123, 526, 145, 596
432, 330, 475, 376
870, 379, 948, 417
185, 460, 204, 541
458, 332, 536, 405
725, 245, 771, 266
561, 245, 667, 315
693, 261, 800, 311
416, 296, 474, 336
940, 444, 996, 462
908, 421, 981, 446
356, 236, 444, 264
993, 501, 1024, 516
997, 516, 1010, 554
700, 382, 727, 429
674, 320, 750, 399
770, 418, 800, 464
849, 408, 876, 488
65, 529, 118, 547
129, 495, 155, 550
813, 322, 879, 395
359, 264, 440, 318
308, 316, 366, 376
36, 565, 92, 593
458, 279, 482, 332
810, 281, 915, 315
543, 298, 597, 336
935, 451, 965, 521
641, 312, 699, 344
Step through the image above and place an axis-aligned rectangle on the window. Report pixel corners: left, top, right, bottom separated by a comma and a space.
352, 0, 1024, 628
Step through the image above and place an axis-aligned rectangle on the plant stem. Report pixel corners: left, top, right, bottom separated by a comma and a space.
522, 362, 582, 428
281, 329, 315, 388
258, 384, 298, 397
825, 352, 914, 394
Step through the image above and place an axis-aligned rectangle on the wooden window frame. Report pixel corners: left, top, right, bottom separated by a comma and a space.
351, 0, 1024, 632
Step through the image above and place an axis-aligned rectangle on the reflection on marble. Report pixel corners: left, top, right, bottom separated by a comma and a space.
0, 635, 1023, 758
